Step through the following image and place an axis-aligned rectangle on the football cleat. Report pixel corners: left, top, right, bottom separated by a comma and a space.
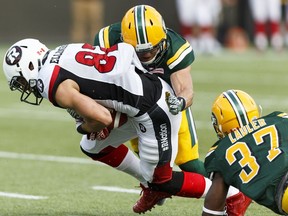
156, 198, 166, 206
133, 184, 171, 214
225, 192, 252, 216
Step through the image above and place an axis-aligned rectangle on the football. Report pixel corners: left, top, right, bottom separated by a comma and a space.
108, 109, 128, 130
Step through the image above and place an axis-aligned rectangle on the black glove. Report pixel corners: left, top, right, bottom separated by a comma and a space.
66, 108, 88, 134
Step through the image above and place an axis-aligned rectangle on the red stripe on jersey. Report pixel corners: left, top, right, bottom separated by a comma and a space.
48, 65, 60, 103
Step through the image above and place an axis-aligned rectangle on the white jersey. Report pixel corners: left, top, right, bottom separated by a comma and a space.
37, 42, 161, 117
37, 42, 182, 183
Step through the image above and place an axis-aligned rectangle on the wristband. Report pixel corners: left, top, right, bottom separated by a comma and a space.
177, 97, 186, 111
202, 206, 226, 215
76, 124, 89, 134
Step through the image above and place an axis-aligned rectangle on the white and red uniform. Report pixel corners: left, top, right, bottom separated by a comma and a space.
37, 42, 181, 183
175, 0, 222, 54
248, 0, 283, 50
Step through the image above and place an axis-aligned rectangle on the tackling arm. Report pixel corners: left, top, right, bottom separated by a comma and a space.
202, 172, 228, 216
170, 65, 194, 108
55, 79, 113, 133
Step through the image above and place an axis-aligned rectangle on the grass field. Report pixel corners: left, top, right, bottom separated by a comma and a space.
0, 45, 287, 215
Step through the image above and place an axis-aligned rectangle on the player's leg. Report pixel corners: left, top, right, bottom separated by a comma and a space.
80, 119, 147, 185
176, 108, 207, 176
267, 0, 283, 51
132, 84, 182, 213
249, 0, 269, 50
175, 0, 199, 49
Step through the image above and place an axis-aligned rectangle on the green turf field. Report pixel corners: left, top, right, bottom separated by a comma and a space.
0, 46, 287, 215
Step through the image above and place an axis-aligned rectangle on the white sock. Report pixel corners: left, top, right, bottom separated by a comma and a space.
226, 186, 240, 197
200, 177, 212, 198
200, 178, 239, 198
115, 150, 147, 186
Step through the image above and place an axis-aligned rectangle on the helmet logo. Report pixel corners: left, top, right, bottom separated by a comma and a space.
5, 46, 22, 65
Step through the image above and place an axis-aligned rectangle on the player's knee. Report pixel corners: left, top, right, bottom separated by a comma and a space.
80, 144, 129, 167
179, 159, 207, 176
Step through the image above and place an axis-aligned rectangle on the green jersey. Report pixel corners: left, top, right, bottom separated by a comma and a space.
94, 22, 195, 86
205, 111, 288, 214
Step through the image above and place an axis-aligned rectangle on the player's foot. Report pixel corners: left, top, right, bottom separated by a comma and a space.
226, 192, 252, 216
133, 184, 171, 214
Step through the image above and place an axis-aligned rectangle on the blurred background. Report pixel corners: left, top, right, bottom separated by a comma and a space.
1, 0, 287, 53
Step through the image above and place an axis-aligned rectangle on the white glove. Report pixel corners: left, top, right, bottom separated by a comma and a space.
165, 92, 186, 115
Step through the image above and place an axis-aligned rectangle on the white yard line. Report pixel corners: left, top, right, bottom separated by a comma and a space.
92, 186, 140, 194
0, 151, 105, 201
0, 192, 47, 200
0, 152, 139, 199
0, 151, 103, 165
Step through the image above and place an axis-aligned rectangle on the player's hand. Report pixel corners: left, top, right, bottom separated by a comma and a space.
66, 108, 85, 132
87, 128, 110, 141
165, 92, 186, 115
87, 110, 127, 141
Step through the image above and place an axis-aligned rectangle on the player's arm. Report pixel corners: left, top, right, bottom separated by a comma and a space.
165, 65, 193, 115
55, 79, 112, 133
202, 172, 228, 216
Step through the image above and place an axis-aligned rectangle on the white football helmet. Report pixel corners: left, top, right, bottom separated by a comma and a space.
3, 38, 49, 105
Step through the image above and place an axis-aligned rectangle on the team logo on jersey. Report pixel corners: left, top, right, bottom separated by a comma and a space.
139, 123, 146, 133
37, 79, 44, 93
5, 46, 22, 65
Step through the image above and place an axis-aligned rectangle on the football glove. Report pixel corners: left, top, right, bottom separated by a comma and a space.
66, 108, 82, 119
165, 91, 186, 115
66, 108, 86, 133
87, 128, 110, 141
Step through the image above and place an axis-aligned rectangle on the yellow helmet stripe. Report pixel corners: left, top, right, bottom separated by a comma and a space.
98, 26, 110, 48
224, 90, 249, 127
167, 41, 191, 69
134, 5, 148, 45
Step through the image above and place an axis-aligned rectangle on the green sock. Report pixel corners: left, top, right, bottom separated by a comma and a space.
179, 159, 207, 177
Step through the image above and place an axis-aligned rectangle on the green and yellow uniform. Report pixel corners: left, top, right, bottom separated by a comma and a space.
205, 111, 288, 214
94, 23, 206, 175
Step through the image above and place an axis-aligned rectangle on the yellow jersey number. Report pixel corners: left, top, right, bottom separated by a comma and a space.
225, 125, 282, 183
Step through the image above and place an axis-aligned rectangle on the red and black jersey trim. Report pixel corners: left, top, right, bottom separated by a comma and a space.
49, 66, 162, 115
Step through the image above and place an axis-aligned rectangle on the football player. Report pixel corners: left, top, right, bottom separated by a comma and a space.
94, 4, 205, 177
248, 0, 283, 51
202, 89, 288, 215
93, 5, 251, 214
3, 39, 248, 215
